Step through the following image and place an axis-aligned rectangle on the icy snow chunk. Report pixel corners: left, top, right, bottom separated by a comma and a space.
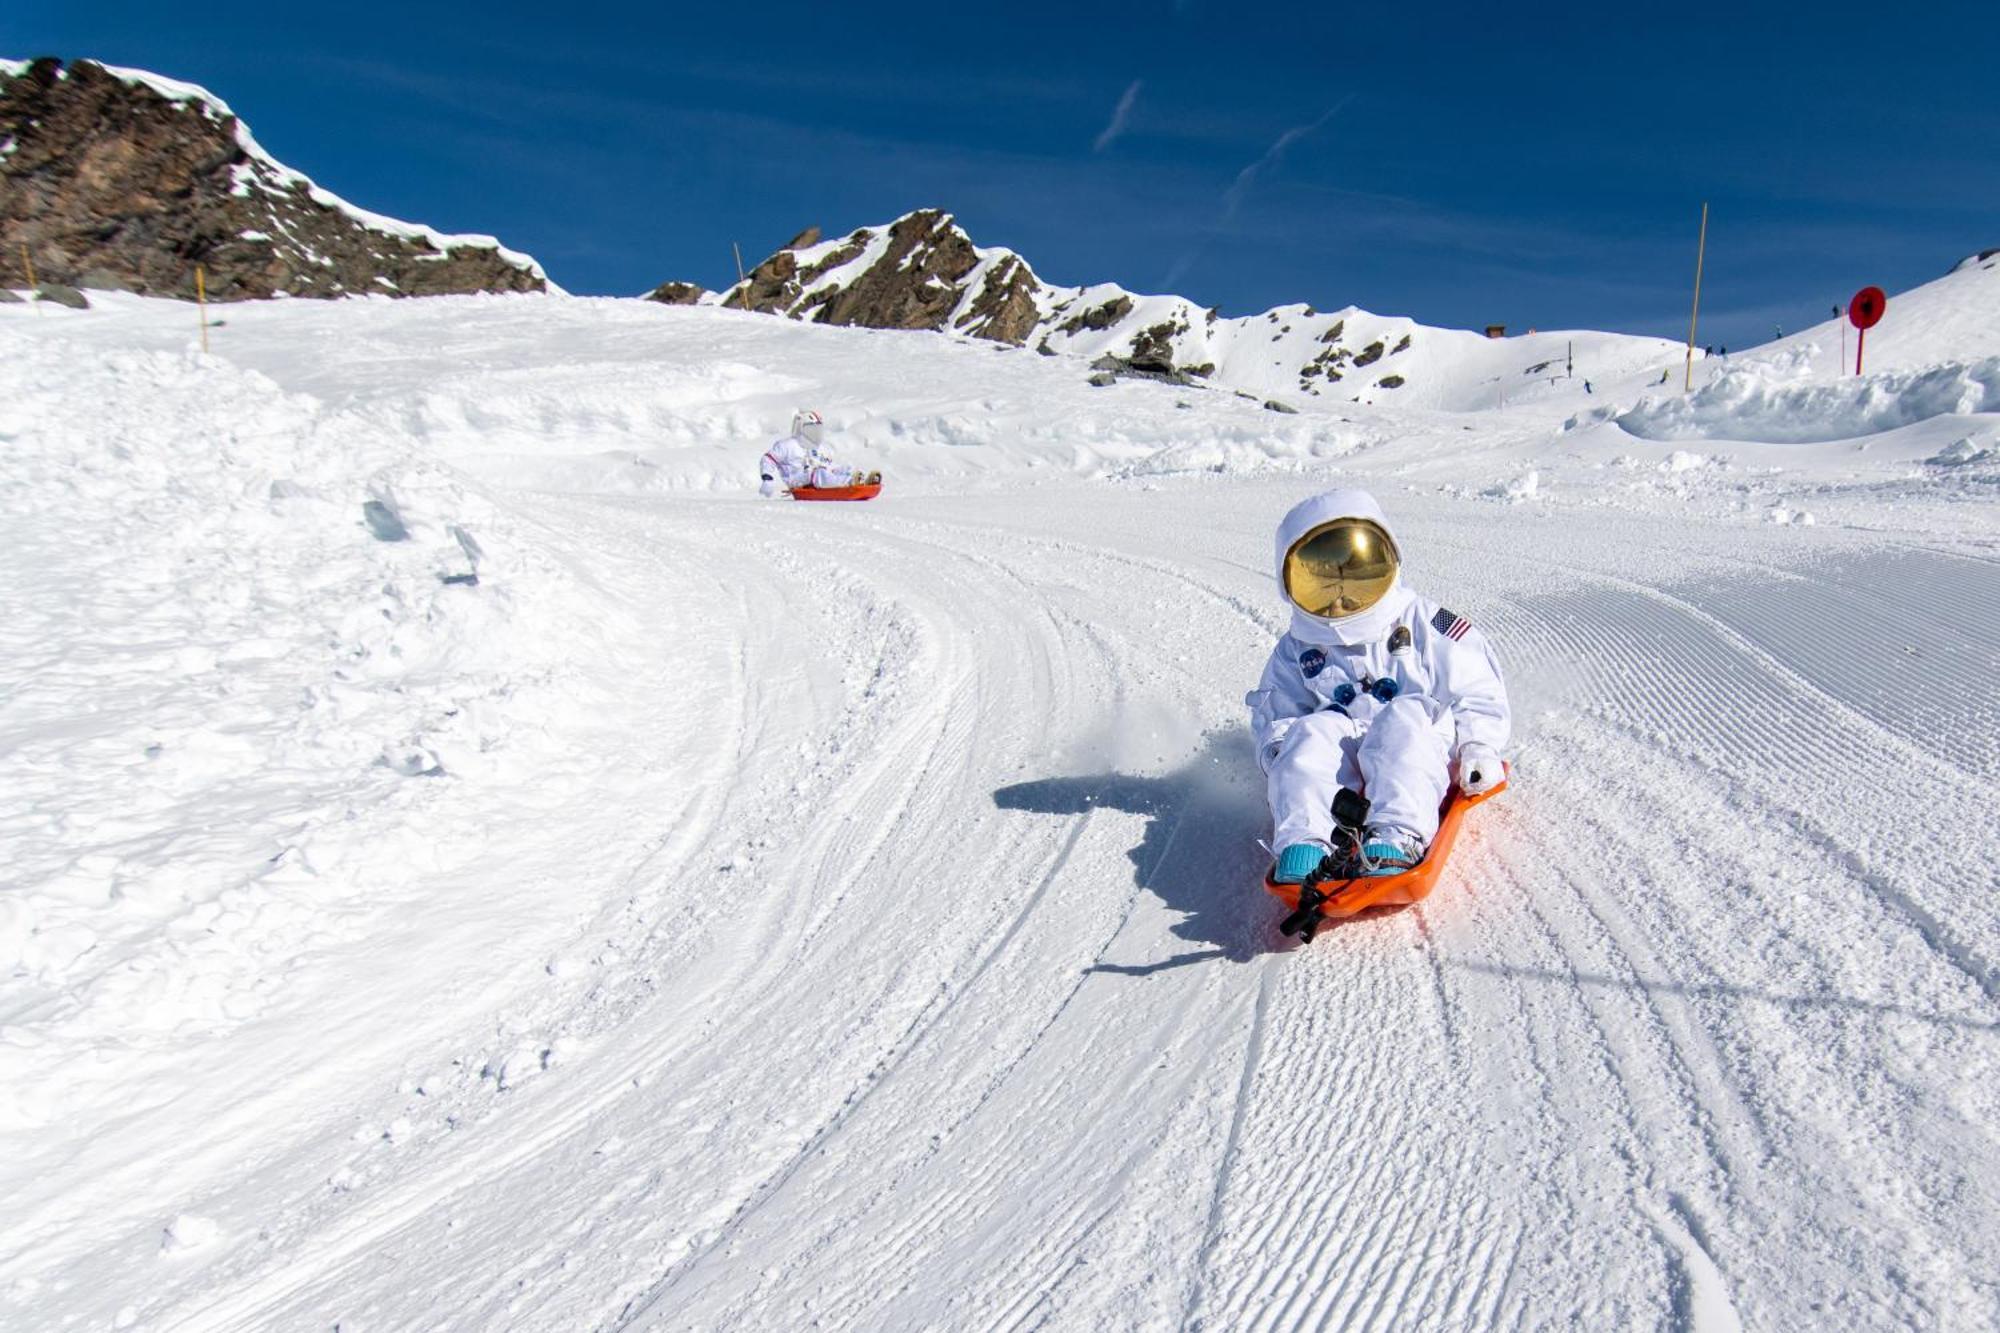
380, 743, 445, 778
1661, 450, 1708, 473
361, 498, 409, 542
160, 1213, 220, 1254
489, 1045, 548, 1090
1484, 470, 1539, 501
448, 523, 484, 567
1926, 434, 1993, 467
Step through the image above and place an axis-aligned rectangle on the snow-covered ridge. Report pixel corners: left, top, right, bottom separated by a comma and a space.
89, 61, 548, 283
0, 57, 551, 299
685, 209, 1685, 411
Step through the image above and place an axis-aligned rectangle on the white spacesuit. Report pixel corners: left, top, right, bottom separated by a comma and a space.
759, 409, 869, 497
1246, 488, 1509, 881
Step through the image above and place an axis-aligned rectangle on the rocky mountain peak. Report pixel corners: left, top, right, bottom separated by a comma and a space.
644, 210, 1681, 410
0, 56, 549, 300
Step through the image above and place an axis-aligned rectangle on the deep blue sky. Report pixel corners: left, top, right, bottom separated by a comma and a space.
9, 3, 1995, 347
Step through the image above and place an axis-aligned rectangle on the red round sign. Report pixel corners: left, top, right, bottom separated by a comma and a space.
1848, 286, 1887, 330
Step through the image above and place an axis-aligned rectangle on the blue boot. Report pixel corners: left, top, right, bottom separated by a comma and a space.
1272, 842, 1329, 884
1359, 826, 1426, 877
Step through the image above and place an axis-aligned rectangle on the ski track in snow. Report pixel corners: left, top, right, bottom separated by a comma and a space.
2, 294, 1996, 1332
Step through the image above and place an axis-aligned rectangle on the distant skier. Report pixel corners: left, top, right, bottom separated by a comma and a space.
1246, 488, 1510, 881
759, 409, 878, 497
1584, 380, 1593, 394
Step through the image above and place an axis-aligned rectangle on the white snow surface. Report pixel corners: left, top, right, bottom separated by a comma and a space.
2, 279, 1997, 1331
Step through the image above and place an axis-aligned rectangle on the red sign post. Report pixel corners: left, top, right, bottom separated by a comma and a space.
1847, 286, 1886, 375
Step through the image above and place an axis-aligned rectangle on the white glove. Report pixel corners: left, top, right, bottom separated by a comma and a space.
1457, 742, 1504, 795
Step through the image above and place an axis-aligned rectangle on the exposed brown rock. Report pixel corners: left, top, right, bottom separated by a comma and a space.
1353, 340, 1386, 367
797, 234, 870, 285
952, 253, 1042, 343
35, 281, 89, 308
734, 247, 802, 311
785, 225, 821, 249
1057, 294, 1132, 335
644, 280, 705, 305
813, 211, 982, 331
705, 210, 1055, 346
0, 57, 547, 301
1126, 317, 1187, 374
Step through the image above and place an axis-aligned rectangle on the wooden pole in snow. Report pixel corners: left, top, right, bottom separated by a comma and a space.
1684, 202, 1708, 393
20, 242, 41, 315
196, 264, 209, 354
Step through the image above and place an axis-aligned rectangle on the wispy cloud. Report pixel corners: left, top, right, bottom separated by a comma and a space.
1092, 80, 1143, 153
1164, 96, 1350, 288
1219, 97, 1349, 221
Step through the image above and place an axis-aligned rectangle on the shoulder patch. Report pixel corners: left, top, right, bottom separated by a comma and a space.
1298, 647, 1327, 678
1431, 607, 1472, 641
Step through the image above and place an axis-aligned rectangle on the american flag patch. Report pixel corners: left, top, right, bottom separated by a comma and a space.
1431, 607, 1471, 641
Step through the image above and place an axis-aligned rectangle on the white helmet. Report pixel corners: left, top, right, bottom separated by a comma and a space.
791, 409, 825, 447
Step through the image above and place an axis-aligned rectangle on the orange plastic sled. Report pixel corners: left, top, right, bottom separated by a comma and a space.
1263, 775, 1507, 931
791, 482, 883, 502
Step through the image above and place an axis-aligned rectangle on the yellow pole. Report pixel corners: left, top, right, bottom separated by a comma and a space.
196, 264, 209, 354
20, 242, 42, 316
1684, 201, 1708, 393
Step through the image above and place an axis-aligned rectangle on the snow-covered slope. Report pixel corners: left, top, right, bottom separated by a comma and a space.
0, 57, 550, 299
681, 209, 1684, 410
2, 264, 1996, 1331
1618, 252, 2000, 443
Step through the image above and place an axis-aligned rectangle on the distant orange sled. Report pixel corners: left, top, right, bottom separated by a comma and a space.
1264, 775, 1507, 933
791, 482, 882, 502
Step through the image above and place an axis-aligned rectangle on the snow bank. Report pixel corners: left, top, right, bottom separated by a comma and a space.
1619, 355, 2000, 443
0, 325, 605, 1122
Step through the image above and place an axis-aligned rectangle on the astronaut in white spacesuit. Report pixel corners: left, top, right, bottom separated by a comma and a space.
1246, 488, 1510, 882
758, 410, 878, 497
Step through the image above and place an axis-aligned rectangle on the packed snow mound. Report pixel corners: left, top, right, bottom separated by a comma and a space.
0, 57, 551, 299
1620, 353, 2000, 443
670, 209, 1683, 411
0, 323, 608, 1113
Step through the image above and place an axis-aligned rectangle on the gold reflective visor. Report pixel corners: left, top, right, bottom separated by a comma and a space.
1283, 519, 1399, 619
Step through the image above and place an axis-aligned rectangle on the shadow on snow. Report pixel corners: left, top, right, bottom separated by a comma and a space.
992, 728, 1290, 973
